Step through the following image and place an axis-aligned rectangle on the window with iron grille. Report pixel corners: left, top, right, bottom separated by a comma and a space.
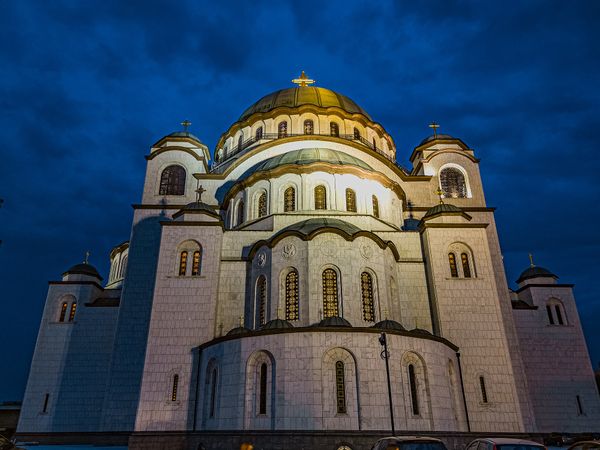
278, 121, 288, 138
285, 270, 299, 321
192, 250, 201, 276
372, 195, 379, 218
68, 302, 77, 322
258, 192, 267, 217
330, 122, 339, 137
346, 188, 357, 212
361, 272, 375, 322
159, 165, 186, 195
461, 253, 472, 278
179, 251, 188, 276
335, 361, 346, 414
315, 185, 327, 210
257, 276, 267, 326
322, 269, 339, 318
448, 253, 458, 277
284, 187, 295, 212
304, 119, 314, 134
440, 168, 467, 198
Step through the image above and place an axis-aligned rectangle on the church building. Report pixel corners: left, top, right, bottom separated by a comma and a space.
16, 73, 600, 449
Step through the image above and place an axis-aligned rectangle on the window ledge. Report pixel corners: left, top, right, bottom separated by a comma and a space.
446, 277, 479, 281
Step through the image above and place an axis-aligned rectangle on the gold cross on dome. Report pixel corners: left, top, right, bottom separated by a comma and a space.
528, 253, 535, 267
84, 250, 90, 264
292, 71, 315, 87
181, 120, 192, 132
195, 185, 206, 203
429, 122, 440, 138
435, 188, 444, 204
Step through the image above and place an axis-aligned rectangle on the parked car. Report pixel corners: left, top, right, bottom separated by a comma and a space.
567, 441, 600, 450
371, 436, 448, 450
466, 438, 545, 450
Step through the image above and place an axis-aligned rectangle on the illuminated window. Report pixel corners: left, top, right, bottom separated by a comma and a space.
361, 272, 375, 322
259, 363, 267, 414
408, 364, 419, 415
353, 127, 360, 140
372, 195, 379, 218
278, 121, 288, 138
335, 361, 346, 414
448, 253, 458, 278
322, 269, 339, 318
192, 250, 201, 276
461, 253, 472, 278
284, 187, 295, 212
346, 188, 357, 212
210, 368, 217, 417
255, 126, 263, 140
68, 302, 77, 322
285, 269, 299, 321
315, 185, 327, 210
330, 122, 339, 137
479, 376, 488, 403
257, 192, 267, 218
304, 119, 314, 134
238, 134, 243, 151
237, 200, 245, 226
179, 251, 188, 276
59, 302, 68, 322
440, 168, 467, 198
257, 276, 267, 326
171, 374, 179, 401
159, 165, 186, 196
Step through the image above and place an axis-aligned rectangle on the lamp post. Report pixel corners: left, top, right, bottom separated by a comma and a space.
379, 332, 395, 435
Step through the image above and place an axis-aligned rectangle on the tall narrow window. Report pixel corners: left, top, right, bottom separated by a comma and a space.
322, 269, 339, 318
304, 119, 314, 134
278, 121, 288, 138
576, 395, 584, 415
335, 361, 347, 414
259, 363, 267, 415
237, 200, 245, 226
353, 127, 360, 140
408, 364, 419, 415
255, 126, 263, 140
546, 305, 555, 324
440, 168, 467, 198
555, 305, 564, 325
361, 272, 375, 322
257, 276, 267, 326
59, 302, 68, 322
461, 253, 472, 278
479, 376, 488, 403
372, 195, 379, 218
330, 122, 339, 137
210, 368, 217, 417
372, 137, 377, 149
238, 134, 243, 151
257, 192, 267, 218
68, 302, 77, 322
119, 255, 128, 278
159, 165, 186, 196
345, 188, 357, 212
284, 187, 296, 212
179, 251, 188, 276
315, 185, 327, 210
448, 253, 458, 278
285, 269, 299, 321
171, 374, 179, 401
192, 250, 201, 276
42, 393, 49, 413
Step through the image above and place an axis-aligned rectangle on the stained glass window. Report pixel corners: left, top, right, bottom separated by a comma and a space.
322, 269, 339, 318
259, 363, 267, 414
346, 188, 357, 212
408, 364, 419, 415
285, 270, 299, 321
257, 276, 267, 326
461, 253, 471, 278
315, 185, 327, 210
159, 165, 186, 196
353, 127, 360, 139
258, 192, 267, 217
59, 302, 67, 322
448, 253, 458, 278
255, 126, 263, 140
179, 251, 188, 276
284, 187, 295, 212
304, 119, 314, 134
330, 122, 339, 137
372, 195, 379, 218
361, 272, 375, 322
440, 168, 467, 198
171, 374, 179, 401
278, 121, 288, 138
335, 361, 346, 414
68, 302, 77, 322
237, 201, 245, 226
479, 376, 488, 403
192, 250, 201, 276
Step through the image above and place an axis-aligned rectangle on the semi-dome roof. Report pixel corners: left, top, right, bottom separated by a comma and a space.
248, 148, 373, 174
63, 263, 102, 280
517, 266, 557, 283
277, 218, 362, 237
372, 319, 406, 331
226, 326, 251, 336
239, 86, 371, 121
422, 203, 464, 219
261, 318, 294, 330
318, 316, 352, 327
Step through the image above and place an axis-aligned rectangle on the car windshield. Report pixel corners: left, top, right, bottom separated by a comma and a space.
497, 445, 545, 450
398, 442, 447, 450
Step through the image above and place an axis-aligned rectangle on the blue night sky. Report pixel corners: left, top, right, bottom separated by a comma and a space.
0, 1, 599, 401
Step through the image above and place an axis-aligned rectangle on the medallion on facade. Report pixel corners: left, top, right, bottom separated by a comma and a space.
257, 251, 267, 267
320, 239, 338, 257
282, 243, 297, 259
360, 244, 374, 260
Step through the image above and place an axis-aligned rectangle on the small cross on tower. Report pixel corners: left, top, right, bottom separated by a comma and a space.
528, 253, 535, 267
195, 184, 206, 204
435, 188, 445, 204
429, 122, 440, 138
292, 71, 315, 87
181, 120, 192, 132
84, 250, 90, 264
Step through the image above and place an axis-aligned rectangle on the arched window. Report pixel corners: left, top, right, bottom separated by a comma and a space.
408, 364, 419, 415
278, 121, 288, 138
479, 376, 488, 403
555, 304, 564, 325
440, 167, 467, 198
285, 269, 299, 321
547, 300, 566, 325
59, 302, 68, 322
159, 165, 186, 196
330, 122, 339, 137
353, 127, 360, 140
257, 192, 267, 218
361, 272, 375, 322
171, 374, 179, 401
209, 368, 217, 417
238, 133, 243, 151
255, 126, 263, 140
192, 250, 201, 276
68, 302, 77, 322
284, 186, 295, 212
257, 276, 267, 327
335, 361, 347, 414
304, 119, 314, 135
322, 269, 339, 318
372, 137, 377, 149
237, 200, 245, 226
315, 185, 327, 210
461, 253, 472, 278
546, 305, 555, 325
179, 251, 188, 276
259, 363, 267, 415
448, 253, 458, 278
372, 195, 379, 218
345, 188, 357, 212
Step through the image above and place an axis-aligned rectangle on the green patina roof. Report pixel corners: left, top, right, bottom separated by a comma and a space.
251, 148, 373, 173
276, 218, 361, 237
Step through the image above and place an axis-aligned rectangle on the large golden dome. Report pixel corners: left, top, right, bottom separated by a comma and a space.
239, 86, 371, 121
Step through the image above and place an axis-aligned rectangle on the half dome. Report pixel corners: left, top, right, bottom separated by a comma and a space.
248, 148, 373, 174
63, 263, 102, 280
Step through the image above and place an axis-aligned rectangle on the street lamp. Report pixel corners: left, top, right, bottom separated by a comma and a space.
379, 332, 395, 435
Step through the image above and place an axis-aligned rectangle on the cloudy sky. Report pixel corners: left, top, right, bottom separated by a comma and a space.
1, 0, 599, 401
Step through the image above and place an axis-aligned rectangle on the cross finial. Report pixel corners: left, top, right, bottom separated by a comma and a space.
195, 185, 206, 204
84, 250, 90, 264
292, 71, 315, 87
436, 188, 445, 204
181, 120, 192, 132
239, 315, 244, 327
528, 253, 535, 267
429, 122, 440, 138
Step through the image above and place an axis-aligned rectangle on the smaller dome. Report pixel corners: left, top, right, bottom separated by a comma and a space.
277, 218, 361, 237
411, 328, 432, 336
261, 318, 294, 330
318, 316, 352, 328
226, 326, 252, 336
517, 266, 557, 284
168, 131, 203, 144
423, 203, 463, 219
372, 319, 406, 331
63, 263, 102, 280
419, 133, 457, 146
182, 201, 216, 212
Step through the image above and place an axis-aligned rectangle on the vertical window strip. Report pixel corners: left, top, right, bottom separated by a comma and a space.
555, 305, 564, 325
259, 363, 267, 415
192, 250, 201, 276
372, 195, 379, 218
257, 276, 267, 326
335, 361, 346, 414
210, 369, 217, 417
408, 364, 419, 415
449, 253, 458, 278
68, 302, 77, 322
322, 269, 339, 318
42, 393, 49, 413
59, 302, 68, 322
546, 305, 555, 325
315, 185, 327, 210
330, 122, 339, 137
171, 374, 179, 401
238, 134, 243, 151
461, 253, 472, 278
304, 119, 314, 134
479, 376, 488, 403
285, 270, 299, 321
361, 272, 375, 322
179, 251, 188, 276
346, 189, 357, 212
278, 121, 287, 138
576, 395, 584, 415
284, 187, 296, 212
258, 192, 267, 217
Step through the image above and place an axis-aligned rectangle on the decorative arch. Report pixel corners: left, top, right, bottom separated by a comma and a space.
439, 164, 471, 199
255, 189, 268, 218
159, 164, 186, 196
176, 239, 202, 276
58, 294, 76, 322
277, 120, 288, 138
401, 351, 433, 429
321, 347, 360, 428
546, 297, 567, 325
330, 121, 340, 137
448, 242, 476, 278
303, 119, 314, 135
244, 350, 276, 429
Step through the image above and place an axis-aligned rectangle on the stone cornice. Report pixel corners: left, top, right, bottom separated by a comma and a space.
514, 283, 575, 293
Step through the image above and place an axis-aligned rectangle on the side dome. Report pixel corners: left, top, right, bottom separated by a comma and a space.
372, 319, 406, 331
422, 203, 464, 219
63, 263, 102, 280
226, 326, 252, 336
239, 86, 371, 121
261, 318, 294, 330
318, 316, 352, 327
517, 266, 557, 284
